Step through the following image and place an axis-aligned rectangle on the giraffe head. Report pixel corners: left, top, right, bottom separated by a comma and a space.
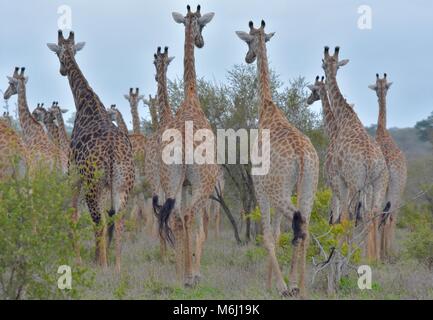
3, 67, 28, 100
235, 20, 275, 64
47, 30, 86, 76
107, 104, 118, 122
368, 73, 393, 98
143, 94, 159, 122
0, 111, 13, 127
172, 5, 214, 48
322, 46, 349, 78
49, 101, 68, 126
153, 46, 174, 82
307, 76, 326, 105
124, 88, 143, 108
32, 103, 48, 124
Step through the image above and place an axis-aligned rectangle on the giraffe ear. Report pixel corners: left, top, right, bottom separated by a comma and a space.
265, 32, 275, 42
307, 85, 317, 91
124, 94, 130, 101
61, 108, 68, 113
235, 31, 254, 43
168, 56, 175, 64
7, 76, 17, 84
24, 77, 29, 84
368, 84, 377, 91
74, 42, 86, 53
337, 59, 349, 67
172, 12, 185, 24
198, 12, 215, 26
386, 82, 393, 89
138, 95, 144, 100
47, 43, 60, 53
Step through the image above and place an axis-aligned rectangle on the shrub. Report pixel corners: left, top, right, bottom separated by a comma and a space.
0, 163, 92, 299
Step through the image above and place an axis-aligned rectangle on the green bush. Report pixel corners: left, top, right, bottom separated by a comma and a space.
400, 195, 433, 268
0, 163, 92, 299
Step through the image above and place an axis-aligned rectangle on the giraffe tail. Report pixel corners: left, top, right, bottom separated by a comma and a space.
379, 201, 391, 229
292, 211, 306, 245
107, 208, 116, 246
152, 195, 162, 217
158, 198, 176, 246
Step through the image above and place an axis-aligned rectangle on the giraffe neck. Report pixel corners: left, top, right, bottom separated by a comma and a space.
149, 103, 159, 131
130, 102, 141, 134
157, 67, 173, 129
183, 23, 197, 100
376, 92, 387, 136
325, 76, 357, 126
319, 88, 338, 140
56, 113, 70, 152
256, 36, 275, 123
46, 121, 61, 145
115, 110, 129, 135
17, 83, 46, 144
64, 52, 110, 126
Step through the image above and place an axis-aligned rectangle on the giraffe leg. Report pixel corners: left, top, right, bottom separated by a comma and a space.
174, 215, 184, 283
159, 233, 168, 262
258, 194, 288, 296
203, 205, 210, 241
298, 220, 310, 299
114, 214, 124, 273
71, 190, 82, 266
215, 204, 221, 239
87, 192, 108, 269
183, 213, 195, 287
193, 210, 206, 284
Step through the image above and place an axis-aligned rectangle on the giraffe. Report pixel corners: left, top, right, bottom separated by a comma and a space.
142, 47, 175, 259
47, 31, 135, 271
32, 102, 67, 153
321, 46, 389, 261
3, 67, 67, 173
50, 101, 71, 159
155, 5, 218, 287
107, 104, 128, 134
124, 88, 143, 135
369, 73, 407, 259
108, 103, 147, 231
307, 76, 341, 224
0, 111, 28, 180
123, 88, 148, 231
236, 20, 319, 298
203, 167, 225, 239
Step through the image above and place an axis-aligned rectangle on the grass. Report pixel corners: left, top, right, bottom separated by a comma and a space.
77, 219, 433, 300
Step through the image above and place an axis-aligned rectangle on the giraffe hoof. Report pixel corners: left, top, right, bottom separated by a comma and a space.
280, 290, 290, 297
289, 287, 300, 297
184, 275, 196, 288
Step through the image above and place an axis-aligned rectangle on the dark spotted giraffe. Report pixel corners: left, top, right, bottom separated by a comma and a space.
47, 31, 135, 271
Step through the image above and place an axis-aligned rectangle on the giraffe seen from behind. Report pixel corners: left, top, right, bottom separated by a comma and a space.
369, 73, 407, 259
236, 20, 319, 298
322, 46, 389, 261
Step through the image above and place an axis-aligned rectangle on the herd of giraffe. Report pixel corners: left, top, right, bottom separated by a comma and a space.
0, 5, 407, 298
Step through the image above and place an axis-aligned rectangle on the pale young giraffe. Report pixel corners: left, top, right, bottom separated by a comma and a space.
0, 111, 28, 179
50, 102, 71, 159
156, 5, 218, 287
3, 67, 67, 173
143, 47, 175, 260
236, 20, 319, 298
47, 31, 135, 271
307, 76, 341, 224
322, 46, 389, 261
108, 103, 147, 232
369, 73, 407, 259
32, 102, 69, 160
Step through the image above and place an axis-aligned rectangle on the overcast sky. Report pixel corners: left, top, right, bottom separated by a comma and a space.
1, 0, 432, 129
